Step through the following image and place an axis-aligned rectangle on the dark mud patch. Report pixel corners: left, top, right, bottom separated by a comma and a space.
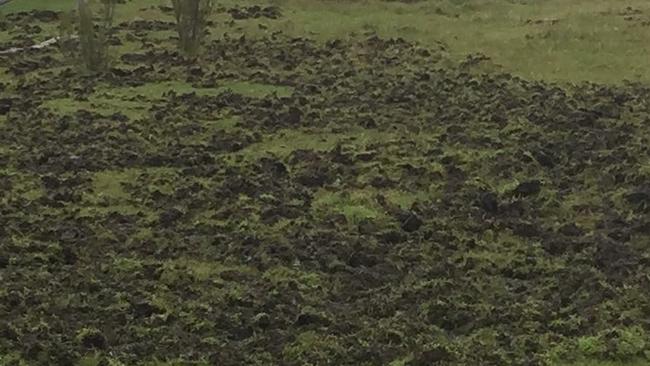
224, 5, 282, 20
3, 10, 60, 23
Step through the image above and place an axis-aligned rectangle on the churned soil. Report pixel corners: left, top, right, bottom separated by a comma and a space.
1, 10, 650, 366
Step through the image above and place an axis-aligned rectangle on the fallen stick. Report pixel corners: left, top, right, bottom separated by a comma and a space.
0, 35, 78, 55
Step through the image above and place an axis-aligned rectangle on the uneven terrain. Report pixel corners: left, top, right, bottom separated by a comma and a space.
1, 1, 650, 366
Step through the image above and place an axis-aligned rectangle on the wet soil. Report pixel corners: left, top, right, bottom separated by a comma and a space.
1, 9, 650, 366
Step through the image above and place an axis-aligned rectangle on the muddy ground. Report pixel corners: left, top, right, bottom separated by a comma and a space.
1, 7, 650, 366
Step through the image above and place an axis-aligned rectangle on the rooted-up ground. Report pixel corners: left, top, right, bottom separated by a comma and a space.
1, 2, 650, 366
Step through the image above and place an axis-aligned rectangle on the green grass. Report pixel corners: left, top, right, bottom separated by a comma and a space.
312, 188, 390, 226
236, 128, 347, 160
41, 95, 149, 119
0, 0, 74, 12
4, 0, 649, 83
555, 361, 650, 366
75, 167, 178, 221
75, 353, 212, 366
160, 258, 256, 282
41, 81, 292, 118
113, 80, 293, 99
261, 0, 650, 84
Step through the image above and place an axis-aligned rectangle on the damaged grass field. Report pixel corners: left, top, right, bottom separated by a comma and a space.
1, 0, 650, 365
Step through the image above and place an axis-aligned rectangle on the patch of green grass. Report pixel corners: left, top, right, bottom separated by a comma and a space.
1, 0, 74, 12
0, 352, 29, 366
76, 352, 106, 366
41, 81, 291, 119
90, 169, 133, 200
41, 95, 148, 119
8, 0, 647, 83
93, 167, 178, 200
156, 258, 256, 306
235, 0, 650, 84
388, 355, 414, 366
208, 116, 238, 130
0, 170, 44, 203
111, 256, 143, 273
161, 257, 256, 282
224, 80, 293, 98
188, 208, 225, 227
637, 159, 650, 180
311, 188, 387, 225
181, 116, 241, 145
237, 128, 345, 160
86, 167, 177, 200
554, 360, 650, 366
0, 67, 8, 83
0, 30, 11, 43
76, 204, 151, 219
237, 127, 415, 161
75, 353, 211, 366
551, 326, 650, 366
76, 167, 177, 219
263, 265, 322, 290
111, 80, 292, 99
1, 0, 162, 21
282, 330, 346, 363
383, 189, 430, 209
143, 361, 210, 366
